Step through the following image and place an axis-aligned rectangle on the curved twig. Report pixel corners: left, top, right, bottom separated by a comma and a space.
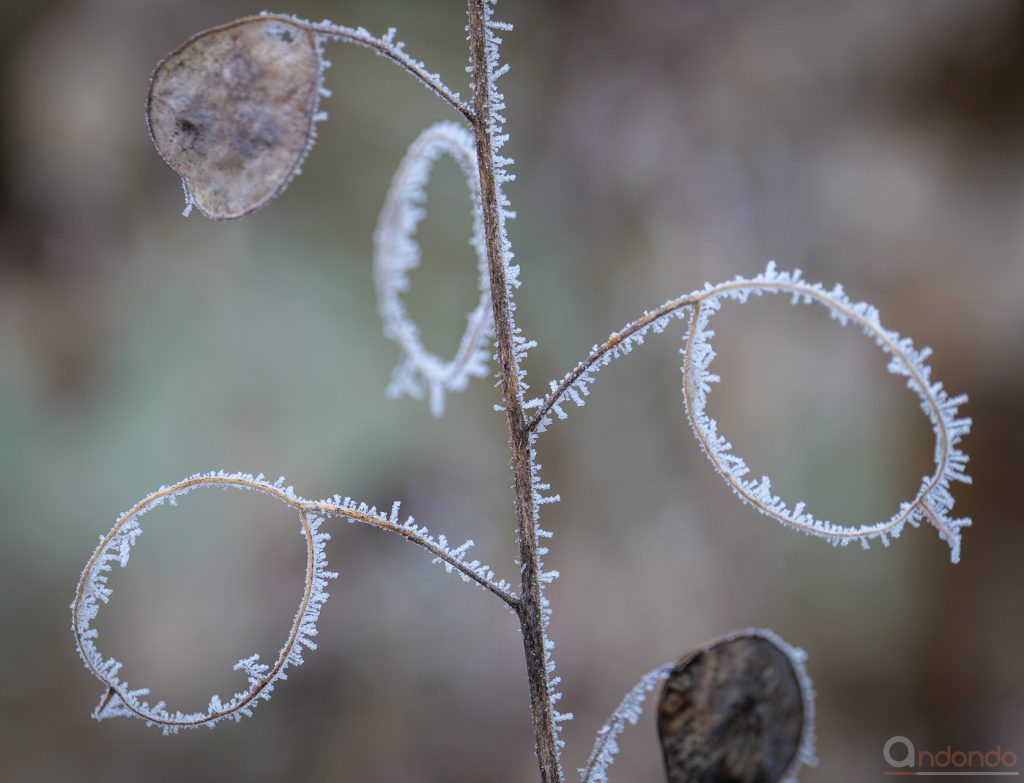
280, 15, 476, 124
308, 495, 517, 607
530, 264, 971, 561
526, 294, 694, 432
579, 663, 673, 783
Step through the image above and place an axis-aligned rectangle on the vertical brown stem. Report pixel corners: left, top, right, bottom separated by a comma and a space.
466, 1, 561, 781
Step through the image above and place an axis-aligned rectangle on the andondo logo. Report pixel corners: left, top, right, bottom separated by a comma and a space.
884, 735, 1019, 777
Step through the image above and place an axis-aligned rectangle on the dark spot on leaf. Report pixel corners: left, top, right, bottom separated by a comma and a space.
270, 25, 295, 44
177, 118, 201, 151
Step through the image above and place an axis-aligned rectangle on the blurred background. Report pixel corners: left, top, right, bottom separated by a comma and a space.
1, 0, 1021, 780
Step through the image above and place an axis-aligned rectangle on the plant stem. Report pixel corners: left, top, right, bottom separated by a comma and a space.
465, 1, 561, 781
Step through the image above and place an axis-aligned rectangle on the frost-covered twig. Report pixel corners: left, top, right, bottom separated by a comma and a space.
71, 472, 516, 734
72, 474, 335, 733
280, 14, 475, 122
579, 663, 673, 783
309, 493, 517, 607
530, 262, 971, 563
526, 297, 693, 432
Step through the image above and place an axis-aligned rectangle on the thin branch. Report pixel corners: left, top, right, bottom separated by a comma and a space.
73, 479, 325, 731
527, 267, 970, 562
286, 16, 476, 124
308, 500, 519, 607
527, 294, 695, 432
579, 663, 674, 783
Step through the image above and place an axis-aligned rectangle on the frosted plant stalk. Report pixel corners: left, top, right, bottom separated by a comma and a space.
72, 2, 973, 781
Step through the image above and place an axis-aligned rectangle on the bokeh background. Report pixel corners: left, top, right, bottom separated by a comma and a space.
1, 0, 1021, 780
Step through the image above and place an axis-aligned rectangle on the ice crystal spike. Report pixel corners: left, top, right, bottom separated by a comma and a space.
374, 121, 493, 416
682, 263, 972, 562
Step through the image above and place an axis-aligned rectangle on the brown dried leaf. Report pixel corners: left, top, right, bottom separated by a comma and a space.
657, 632, 808, 783
146, 16, 323, 220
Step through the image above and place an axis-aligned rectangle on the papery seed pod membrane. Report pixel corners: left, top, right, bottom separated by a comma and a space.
657, 630, 815, 783
147, 17, 324, 219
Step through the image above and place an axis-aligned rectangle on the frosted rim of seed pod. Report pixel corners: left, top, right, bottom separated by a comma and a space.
70, 472, 337, 734
681, 262, 972, 562
374, 121, 492, 417
146, 16, 327, 220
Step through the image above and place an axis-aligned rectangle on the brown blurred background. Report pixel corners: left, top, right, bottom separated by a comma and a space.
1, 0, 1021, 781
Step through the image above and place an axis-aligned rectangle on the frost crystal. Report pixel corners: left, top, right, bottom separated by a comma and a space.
374, 121, 492, 416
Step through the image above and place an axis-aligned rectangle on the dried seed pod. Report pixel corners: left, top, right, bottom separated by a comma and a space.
657, 629, 816, 783
146, 16, 324, 220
